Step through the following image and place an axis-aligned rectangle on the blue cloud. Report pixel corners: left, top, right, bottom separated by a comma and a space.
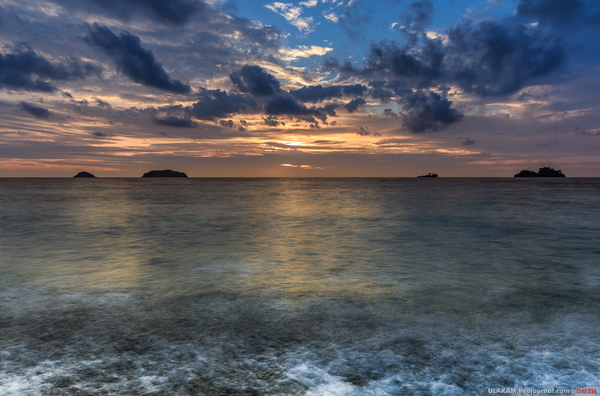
84, 24, 191, 93
19, 102, 51, 118
0, 49, 100, 92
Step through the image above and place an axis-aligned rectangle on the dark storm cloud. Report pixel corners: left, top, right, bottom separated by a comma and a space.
0, 49, 101, 92
289, 84, 366, 103
19, 102, 51, 118
446, 20, 565, 96
344, 98, 366, 113
516, 0, 600, 27
84, 24, 191, 93
325, 19, 566, 98
264, 92, 339, 123
290, 85, 342, 102
321, 104, 339, 117
142, 91, 255, 129
94, 98, 112, 109
229, 65, 281, 96
400, 91, 463, 133
265, 92, 322, 117
363, 39, 443, 80
190, 88, 257, 120
400, 0, 434, 46
322, 57, 356, 75
385, 80, 413, 96
342, 84, 368, 96
404, 0, 433, 29
52, 0, 210, 26
370, 87, 394, 102
153, 116, 198, 128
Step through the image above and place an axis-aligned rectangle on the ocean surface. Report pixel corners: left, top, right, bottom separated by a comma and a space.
1, 178, 599, 395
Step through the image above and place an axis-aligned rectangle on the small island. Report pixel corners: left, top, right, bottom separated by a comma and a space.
417, 173, 438, 178
73, 171, 96, 178
142, 169, 188, 178
514, 167, 565, 177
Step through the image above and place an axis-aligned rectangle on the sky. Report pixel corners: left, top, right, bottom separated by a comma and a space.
1, 0, 599, 177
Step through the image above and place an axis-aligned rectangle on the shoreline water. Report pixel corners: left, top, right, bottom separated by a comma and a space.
1, 178, 599, 394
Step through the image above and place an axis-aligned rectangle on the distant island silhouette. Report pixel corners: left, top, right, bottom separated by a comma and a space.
417, 173, 438, 178
73, 171, 95, 178
142, 169, 188, 178
514, 167, 565, 177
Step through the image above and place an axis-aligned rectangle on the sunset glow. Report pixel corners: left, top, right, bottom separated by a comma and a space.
1, 0, 599, 176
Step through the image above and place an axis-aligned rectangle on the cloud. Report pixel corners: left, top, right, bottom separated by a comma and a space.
219, 120, 235, 128
362, 39, 444, 81
355, 125, 369, 135
154, 116, 198, 128
312, 140, 344, 144
51, 0, 210, 26
323, 12, 339, 23
571, 126, 600, 136
326, 19, 566, 97
279, 45, 333, 61
19, 102, 51, 118
291, 85, 342, 102
290, 84, 366, 103
516, 0, 600, 27
370, 87, 394, 102
265, 93, 325, 120
300, 0, 318, 7
280, 163, 323, 169
230, 65, 281, 96
344, 97, 366, 113
265, 2, 315, 33
91, 131, 113, 138
191, 88, 257, 120
0, 49, 101, 92
84, 24, 191, 93
94, 98, 112, 109
396, 1, 435, 48
400, 91, 463, 132
446, 20, 566, 96
462, 138, 476, 145
321, 103, 340, 117
223, 16, 284, 49
263, 117, 281, 127
342, 84, 368, 96
338, 0, 370, 39
383, 108, 398, 117
402, 0, 434, 36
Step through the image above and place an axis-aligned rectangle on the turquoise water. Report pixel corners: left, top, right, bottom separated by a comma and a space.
1, 178, 599, 395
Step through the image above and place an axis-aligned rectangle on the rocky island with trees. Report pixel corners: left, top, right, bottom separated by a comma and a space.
142, 169, 188, 177
514, 167, 565, 177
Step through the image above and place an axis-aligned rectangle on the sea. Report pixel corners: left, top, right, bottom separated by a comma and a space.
1, 178, 599, 395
